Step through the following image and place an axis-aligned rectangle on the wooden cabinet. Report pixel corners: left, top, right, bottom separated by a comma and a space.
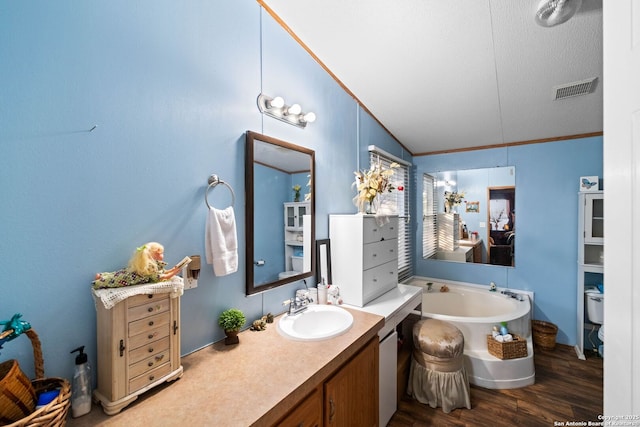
575, 191, 604, 360
274, 337, 379, 427
93, 292, 183, 415
324, 337, 378, 426
277, 385, 323, 427
330, 215, 398, 307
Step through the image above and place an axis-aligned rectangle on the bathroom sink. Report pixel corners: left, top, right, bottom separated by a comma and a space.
277, 304, 354, 341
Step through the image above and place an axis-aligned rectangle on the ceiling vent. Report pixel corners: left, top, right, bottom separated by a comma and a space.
553, 77, 598, 100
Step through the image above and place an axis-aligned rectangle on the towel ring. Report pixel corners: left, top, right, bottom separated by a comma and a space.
205, 174, 235, 209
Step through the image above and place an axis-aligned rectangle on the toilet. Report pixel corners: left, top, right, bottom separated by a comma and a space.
585, 288, 604, 356
278, 255, 304, 279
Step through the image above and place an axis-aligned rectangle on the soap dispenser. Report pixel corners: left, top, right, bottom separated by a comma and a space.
70, 345, 92, 418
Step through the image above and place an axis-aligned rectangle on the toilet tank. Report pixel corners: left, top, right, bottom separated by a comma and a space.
291, 255, 303, 272
585, 290, 604, 325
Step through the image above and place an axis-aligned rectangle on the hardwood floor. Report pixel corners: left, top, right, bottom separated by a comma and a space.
389, 344, 603, 427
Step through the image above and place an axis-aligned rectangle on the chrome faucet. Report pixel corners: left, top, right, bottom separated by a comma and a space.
283, 295, 312, 315
501, 290, 524, 301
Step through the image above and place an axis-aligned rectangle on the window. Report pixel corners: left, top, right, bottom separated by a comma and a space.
368, 147, 412, 281
422, 173, 437, 259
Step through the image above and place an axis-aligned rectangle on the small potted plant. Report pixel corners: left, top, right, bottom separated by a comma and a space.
218, 308, 246, 345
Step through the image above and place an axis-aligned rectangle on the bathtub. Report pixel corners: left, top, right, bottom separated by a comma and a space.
403, 277, 535, 389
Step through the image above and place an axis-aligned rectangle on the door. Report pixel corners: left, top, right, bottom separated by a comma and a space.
379, 331, 398, 426
603, 0, 640, 415
324, 338, 378, 426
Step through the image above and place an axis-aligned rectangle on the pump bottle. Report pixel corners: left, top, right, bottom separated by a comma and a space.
70, 345, 92, 418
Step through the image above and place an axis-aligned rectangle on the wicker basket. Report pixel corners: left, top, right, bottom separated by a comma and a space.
532, 320, 558, 350
0, 359, 37, 423
1, 329, 71, 427
487, 334, 528, 360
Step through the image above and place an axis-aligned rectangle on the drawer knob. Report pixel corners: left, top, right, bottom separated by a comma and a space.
148, 307, 153, 313
148, 321, 154, 326
155, 354, 165, 362
148, 333, 155, 339
373, 278, 377, 282
149, 375, 155, 381
148, 361, 154, 367
147, 294, 153, 299
372, 253, 377, 257
148, 347, 154, 353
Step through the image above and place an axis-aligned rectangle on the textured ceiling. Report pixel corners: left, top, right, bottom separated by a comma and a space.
260, 0, 603, 154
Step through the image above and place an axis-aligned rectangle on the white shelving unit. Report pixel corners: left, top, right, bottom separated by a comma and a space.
283, 202, 309, 272
575, 191, 604, 360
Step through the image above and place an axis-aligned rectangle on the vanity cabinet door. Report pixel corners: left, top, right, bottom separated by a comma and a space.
276, 385, 322, 427
324, 337, 379, 426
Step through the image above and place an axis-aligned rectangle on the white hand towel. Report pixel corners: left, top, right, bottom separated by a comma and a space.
205, 206, 238, 276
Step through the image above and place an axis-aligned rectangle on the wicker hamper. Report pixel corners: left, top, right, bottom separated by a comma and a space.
1, 329, 71, 427
0, 359, 36, 423
532, 320, 558, 350
487, 334, 528, 360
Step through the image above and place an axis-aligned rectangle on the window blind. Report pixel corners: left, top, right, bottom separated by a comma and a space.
422, 173, 437, 259
368, 149, 412, 281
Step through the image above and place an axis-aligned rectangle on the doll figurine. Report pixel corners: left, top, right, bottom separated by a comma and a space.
92, 242, 183, 290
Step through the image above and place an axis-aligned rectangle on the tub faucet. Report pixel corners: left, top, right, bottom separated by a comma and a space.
501, 290, 524, 301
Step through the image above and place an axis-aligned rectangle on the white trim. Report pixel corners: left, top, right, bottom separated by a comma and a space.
368, 145, 411, 166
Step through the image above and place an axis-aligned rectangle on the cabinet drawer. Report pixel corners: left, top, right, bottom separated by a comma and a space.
362, 260, 398, 303
127, 293, 169, 308
363, 217, 398, 244
129, 311, 171, 337
129, 362, 171, 395
363, 239, 397, 270
129, 324, 170, 350
128, 297, 170, 322
128, 336, 170, 365
128, 349, 170, 378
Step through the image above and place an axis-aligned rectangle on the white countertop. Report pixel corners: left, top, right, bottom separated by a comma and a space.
345, 284, 423, 339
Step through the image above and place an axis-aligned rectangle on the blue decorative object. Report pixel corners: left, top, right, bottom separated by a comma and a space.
0, 313, 32, 353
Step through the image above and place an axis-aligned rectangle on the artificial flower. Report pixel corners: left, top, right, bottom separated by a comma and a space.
353, 157, 402, 212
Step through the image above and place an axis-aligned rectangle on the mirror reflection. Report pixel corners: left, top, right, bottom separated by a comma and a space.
423, 166, 515, 266
245, 131, 315, 295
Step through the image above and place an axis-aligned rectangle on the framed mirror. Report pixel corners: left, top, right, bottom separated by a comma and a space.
422, 166, 515, 266
316, 239, 332, 286
245, 131, 315, 295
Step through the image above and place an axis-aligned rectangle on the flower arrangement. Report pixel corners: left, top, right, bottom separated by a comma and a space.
444, 191, 465, 212
353, 157, 403, 213
292, 184, 301, 202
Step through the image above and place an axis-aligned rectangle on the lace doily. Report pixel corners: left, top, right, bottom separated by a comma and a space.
92, 276, 185, 310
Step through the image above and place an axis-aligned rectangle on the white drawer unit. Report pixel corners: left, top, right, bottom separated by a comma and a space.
330, 214, 399, 307
94, 291, 183, 415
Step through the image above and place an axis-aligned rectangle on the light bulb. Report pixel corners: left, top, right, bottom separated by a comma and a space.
286, 104, 302, 115
302, 112, 316, 123
269, 96, 285, 109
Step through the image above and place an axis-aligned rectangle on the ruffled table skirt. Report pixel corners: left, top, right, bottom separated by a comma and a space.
407, 318, 471, 414
407, 357, 471, 413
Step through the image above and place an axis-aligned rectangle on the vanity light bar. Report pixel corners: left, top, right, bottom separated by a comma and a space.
257, 93, 316, 128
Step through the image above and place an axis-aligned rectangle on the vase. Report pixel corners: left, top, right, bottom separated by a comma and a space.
294, 193, 300, 202
224, 330, 239, 345
365, 198, 379, 214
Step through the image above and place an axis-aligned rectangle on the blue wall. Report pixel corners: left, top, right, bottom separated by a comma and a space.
0, 1, 602, 385
413, 136, 603, 345
0, 1, 401, 381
